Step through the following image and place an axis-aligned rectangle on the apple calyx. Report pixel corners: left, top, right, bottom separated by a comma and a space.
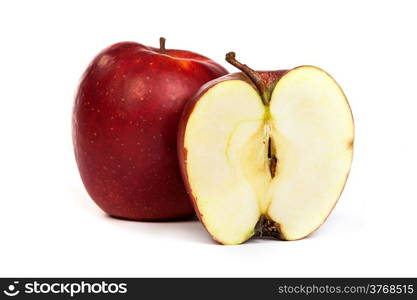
226, 52, 278, 180
254, 215, 282, 239
159, 37, 166, 54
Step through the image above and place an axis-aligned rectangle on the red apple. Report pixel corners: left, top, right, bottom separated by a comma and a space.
73, 38, 228, 220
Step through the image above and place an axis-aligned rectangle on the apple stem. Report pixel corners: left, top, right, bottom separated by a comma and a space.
159, 37, 166, 54
225, 52, 268, 105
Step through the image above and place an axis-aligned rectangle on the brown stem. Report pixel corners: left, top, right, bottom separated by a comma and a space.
159, 37, 166, 54
225, 52, 268, 105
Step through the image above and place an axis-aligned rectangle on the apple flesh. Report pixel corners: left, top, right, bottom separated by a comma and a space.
73, 38, 228, 220
178, 53, 354, 244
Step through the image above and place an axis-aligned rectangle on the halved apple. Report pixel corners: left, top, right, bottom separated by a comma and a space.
178, 53, 354, 245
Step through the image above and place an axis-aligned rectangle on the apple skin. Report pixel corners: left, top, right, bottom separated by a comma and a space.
177, 71, 287, 242
73, 41, 228, 220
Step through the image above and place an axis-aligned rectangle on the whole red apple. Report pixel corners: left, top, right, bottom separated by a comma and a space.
73, 38, 228, 220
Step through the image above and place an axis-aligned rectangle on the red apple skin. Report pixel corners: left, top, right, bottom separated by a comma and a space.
73, 41, 228, 220
177, 71, 288, 242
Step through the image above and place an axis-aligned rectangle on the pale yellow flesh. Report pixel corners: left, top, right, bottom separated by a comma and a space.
184, 66, 354, 245
184, 81, 265, 245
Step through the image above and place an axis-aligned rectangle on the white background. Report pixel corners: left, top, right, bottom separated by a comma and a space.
1, 0, 416, 277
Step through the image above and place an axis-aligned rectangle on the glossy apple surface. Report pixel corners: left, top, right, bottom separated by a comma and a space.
73, 39, 228, 220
